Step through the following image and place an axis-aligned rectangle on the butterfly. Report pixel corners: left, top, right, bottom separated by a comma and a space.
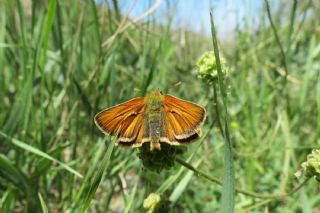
94, 90, 206, 151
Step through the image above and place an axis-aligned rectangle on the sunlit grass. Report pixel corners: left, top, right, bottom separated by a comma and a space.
0, 0, 319, 212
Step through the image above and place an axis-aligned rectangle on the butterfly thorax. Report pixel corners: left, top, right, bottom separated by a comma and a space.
145, 91, 164, 151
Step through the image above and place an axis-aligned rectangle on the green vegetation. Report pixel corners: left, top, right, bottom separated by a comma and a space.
1, 0, 319, 212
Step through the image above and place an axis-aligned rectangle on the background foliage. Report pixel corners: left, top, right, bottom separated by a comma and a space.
0, 0, 320, 212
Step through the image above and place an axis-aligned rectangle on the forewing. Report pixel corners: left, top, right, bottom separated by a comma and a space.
94, 97, 145, 143
116, 113, 144, 147
137, 116, 151, 142
163, 95, 205, 141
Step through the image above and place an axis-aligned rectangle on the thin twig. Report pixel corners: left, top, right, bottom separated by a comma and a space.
102, 0, 162, 48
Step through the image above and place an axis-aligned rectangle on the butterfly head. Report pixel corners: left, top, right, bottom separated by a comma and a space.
145, 90, 164, 105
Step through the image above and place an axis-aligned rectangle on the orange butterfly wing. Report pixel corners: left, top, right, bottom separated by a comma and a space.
162, 95, 205, 143
94, 97, 147, 147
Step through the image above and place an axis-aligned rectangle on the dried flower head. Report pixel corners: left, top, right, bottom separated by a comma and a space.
137, 143, 186, 172
196, 51, 229, 84
295, 149, 320, 181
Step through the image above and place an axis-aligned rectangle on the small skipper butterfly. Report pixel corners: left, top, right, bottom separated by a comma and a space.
94, 90, 205, 151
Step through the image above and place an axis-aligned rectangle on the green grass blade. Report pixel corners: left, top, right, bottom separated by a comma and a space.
300, 35, 316, 108
0, 132, 83, 178
0, 0, 5, 69
0, 185, 16, 213
209, 12, 234, 213
169, 159, 202, 204
38, 192, 49, 213
142, 39, 162, 95
286, 0, 297, 52
80, 137, 116, 212
156, 161, 187, 194
0, 154, 29, 192
41, 0, 56, 67
157, 129, 209, 193
264, 0, 288, 77
71, 140, 105, 211
124, 170, 141, 213
89, 0, 101, 45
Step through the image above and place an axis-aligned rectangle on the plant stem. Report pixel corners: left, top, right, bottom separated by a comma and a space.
175, 157, 311, 200
264, 0, 289, 79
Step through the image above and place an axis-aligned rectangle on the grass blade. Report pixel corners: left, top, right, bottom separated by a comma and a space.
157, 129, 210, 193
169, 159, 202, 204
89, 0, 101, 45
124, 170, 141, 213
209, 12, 235, 213
0, 132, 83, 178
41, 0, 56, 67
38, 192, 49, 213
71, 140, 105, 211
0, 185, 16, 213
0, 154, 29, 192
80, 137, 116, 212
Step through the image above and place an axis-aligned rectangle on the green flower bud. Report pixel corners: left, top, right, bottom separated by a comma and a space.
196, 51, 229, 84
143, 193, 170, 213
295, 149, 320, 181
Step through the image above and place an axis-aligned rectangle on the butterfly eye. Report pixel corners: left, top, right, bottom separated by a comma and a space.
160, 91, 163, 95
